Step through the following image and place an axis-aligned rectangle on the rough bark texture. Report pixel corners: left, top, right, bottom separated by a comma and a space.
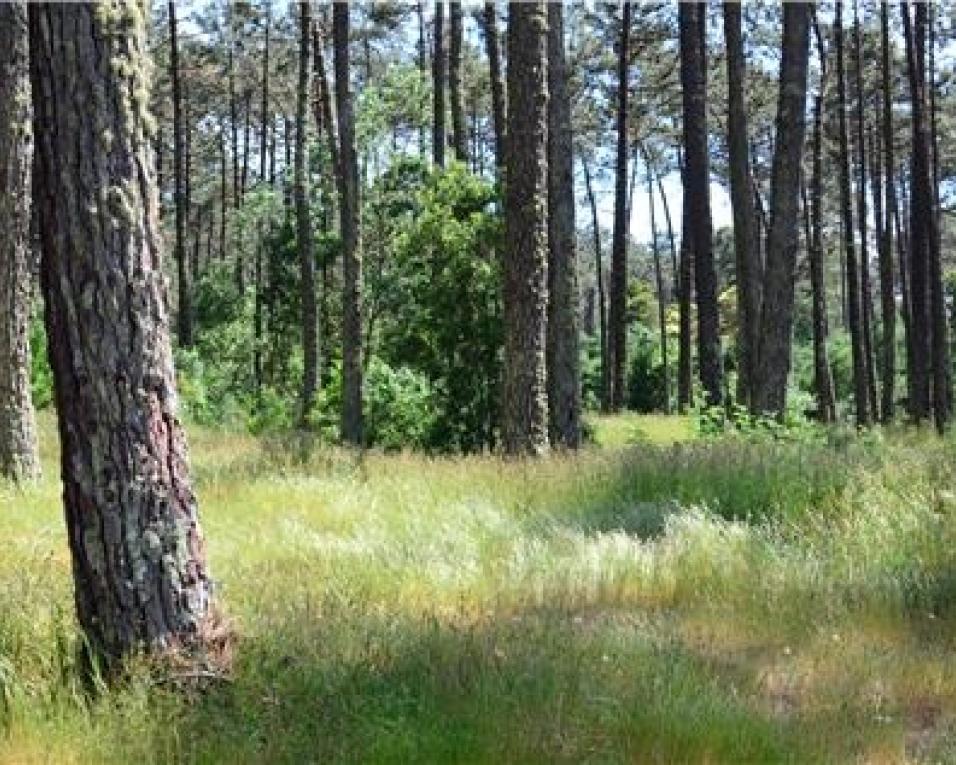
502, 1, 549, 456
449, 2, 466, 163
582, 157, 608, 413
334, 2, 364, 445
608, 2, 630, 412
0, 2, 40, 483
836, 1, 870, 427
752, 2, 810, 416
432, 2, 446, 167
483, 2, 507, 171
808, 14, 837, 423
679, 2, 722, 407
879, 2, 896, 422
722, 2, 759, 411
677, 174, 694, 413
546, 2, 580, 449
296, 1, 318, 422
29, 2, 213, 667
169, 2, 192, 348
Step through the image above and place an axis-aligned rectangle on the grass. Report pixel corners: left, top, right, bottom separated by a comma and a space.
2, 413, 956, 762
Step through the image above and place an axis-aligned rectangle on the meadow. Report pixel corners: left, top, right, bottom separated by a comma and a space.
1, 413, 956, 763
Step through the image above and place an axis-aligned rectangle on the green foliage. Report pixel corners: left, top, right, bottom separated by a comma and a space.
29, 314, 53, 410
626, 325, 667, 413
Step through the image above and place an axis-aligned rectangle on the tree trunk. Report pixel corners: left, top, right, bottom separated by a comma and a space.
502, 1, 549, 456
241, 88, 252, 199
228, 36, 240, 209
334, 2, 364, 445
0, 2, 40, 483
646, 161, 670, 414
722, 2, 759, 411
878, 2, 896, 422
29, 2, 214, 669
808, 13, 836, 423
260, 2, 271, 186
546, 2, 580, 448
482, 2, 507, 171
853, 0, 879, 421
836, 0, 870, 426
582, 157, 608, 413
296, 1, 318, 422
313, 20, 340, 224
417, 2, 428, 157
449, 2, 466, 163
608, 2, 630, 412
679, 2, 722, 407
902, 2, 949, 430
432, 2, 446, 167
169, 1, 192, 348
219, 120, 227, 260
677, 157, 694, 412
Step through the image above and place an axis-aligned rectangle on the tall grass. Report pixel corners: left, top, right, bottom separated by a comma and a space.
1, 414, 955, 762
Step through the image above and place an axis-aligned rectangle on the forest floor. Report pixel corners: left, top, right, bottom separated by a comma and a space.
2, 413, 956, 763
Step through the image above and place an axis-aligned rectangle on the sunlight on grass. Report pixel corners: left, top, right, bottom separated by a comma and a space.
1, 413, 956, 762
588, 412, 694, 448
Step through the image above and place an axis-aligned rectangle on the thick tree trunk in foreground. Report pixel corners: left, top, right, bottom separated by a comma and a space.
29, 2, 213, 668
169, 1, 192, 348
722, 2, 759, 411
546, 2, 580, 448
808, 14, 836, 423
334, 2, 364, 445
0, 2, 40, 483
449, 2, 466, 163
502, 1, 549, 456
679, 2, 722, 408
752, 2, 810, 417
836, 1, 870, 427
677, 178, 694, 413
432, 2, 446, 167
296, 1, 318, 422
608, 2, 630, 412
483, 2, 507, 171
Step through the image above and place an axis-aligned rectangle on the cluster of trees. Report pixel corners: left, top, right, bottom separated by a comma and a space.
0, 1, 954, 670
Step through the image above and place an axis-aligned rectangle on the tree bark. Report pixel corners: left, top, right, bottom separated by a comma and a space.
546, 2, 580, 448
502, 1, 549, 456
296, 1, 318, 422
808, 13, 837, 423
0, 2, 40, 483
449, 2, 466, 163
679, 2, 722, 407
722, 2, 759, 411
582, 157, 608, 413
334, 2, 364, 445
677, 154, 694, 413
169, 1, 192, 348
432, 2, 446, 167
836, 0, 870, 426
879, 2, 896, 422
646, 160, 670, 414
260, 2, 271, 186
29, 2, 214, 669
608, 2, 630, 412
482, 2, 507, 172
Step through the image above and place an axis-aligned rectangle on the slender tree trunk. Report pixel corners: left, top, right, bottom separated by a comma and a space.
169, 1, 192, 348
296, 1, 317, 422
260, 2, 271, 186
482, 2, 507, 171
647, 162, 670, 414
722, 2, 759, 410
808, 13, 837, 422
546, 2, 580, 448
334, 2, 364, 445
853, 0, 879, 421
878, 2, 897, 422
313, 21, 340, 224
241, 88, 252, 198
582, 157, 608, 413
0, 2, 39, 482
432, 2, 446, 167
680, 2, 722, 407
449, 2, 466, 163
229, 37, 240, 209
608, 2, 630, 411
502, 1, 549, 456
417, 2, 428, 157
219, 121, 227, 260
29, 2, 215, 670
836, 1, 870, 426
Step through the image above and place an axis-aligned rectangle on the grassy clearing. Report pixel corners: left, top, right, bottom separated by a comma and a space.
2, 414, 956, 762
